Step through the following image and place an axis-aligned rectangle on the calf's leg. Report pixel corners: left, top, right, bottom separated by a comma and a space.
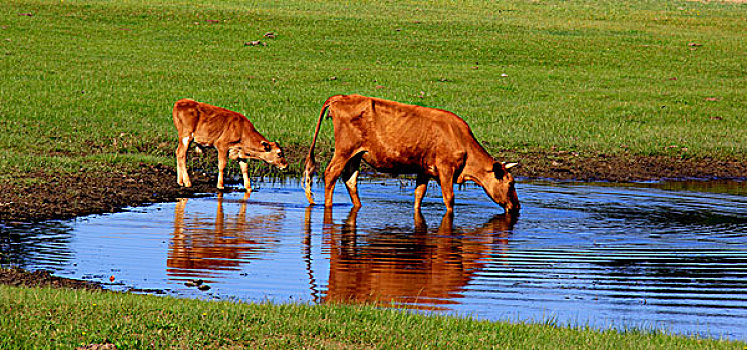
175, 134, 193, 187
239, 160, 252, 192
215, 146, 228, 190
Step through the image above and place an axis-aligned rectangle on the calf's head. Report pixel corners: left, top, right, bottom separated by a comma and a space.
257, 141, 289, 170
481, 162, 520, 213
230, 141, 289, 170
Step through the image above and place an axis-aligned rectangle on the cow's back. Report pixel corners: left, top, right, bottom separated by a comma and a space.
331, 95, 479, 172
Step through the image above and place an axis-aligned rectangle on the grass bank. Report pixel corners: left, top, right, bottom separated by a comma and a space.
1, 0, 745, 177
2, 284, 743, 349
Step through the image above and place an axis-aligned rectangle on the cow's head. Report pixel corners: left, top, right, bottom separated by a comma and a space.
230, 141, 289, 170
482, 161, 520, 213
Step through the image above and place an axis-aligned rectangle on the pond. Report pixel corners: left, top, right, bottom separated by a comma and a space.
2, 178, 746, 340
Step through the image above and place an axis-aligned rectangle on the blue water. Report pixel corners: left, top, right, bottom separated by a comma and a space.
2, 179, 746, 340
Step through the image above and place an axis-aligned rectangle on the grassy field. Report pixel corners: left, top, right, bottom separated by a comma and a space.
0, 0, 745, 176
2, 284, 744, 349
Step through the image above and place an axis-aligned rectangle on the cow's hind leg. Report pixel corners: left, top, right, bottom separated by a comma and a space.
341, 153, 363, 208
323, 152, 354, 207
176, 134, 193, 187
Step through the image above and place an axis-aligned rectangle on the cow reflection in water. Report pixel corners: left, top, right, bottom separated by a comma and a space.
313, 207, 516, 310
169, 192, 283, 278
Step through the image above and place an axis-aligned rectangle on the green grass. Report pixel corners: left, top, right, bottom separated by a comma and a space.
2, 284, 743, 349
0, 0, 745, 175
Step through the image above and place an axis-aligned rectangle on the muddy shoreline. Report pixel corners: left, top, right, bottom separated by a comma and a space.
1, 152, 745, 223
0, 267, 102, 290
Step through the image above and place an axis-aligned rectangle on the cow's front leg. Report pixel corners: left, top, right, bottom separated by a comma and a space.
239, 160, 252, 192
414, 173, 429, 211
438, 169, 455, 213
216, 146, 228, 190
341, 154, 363, 208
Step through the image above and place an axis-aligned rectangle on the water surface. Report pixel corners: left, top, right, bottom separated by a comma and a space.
2, 179, 746, 340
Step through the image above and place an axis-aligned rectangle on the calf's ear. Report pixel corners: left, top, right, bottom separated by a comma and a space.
492, 162, 506, 179
261, 141, 272, 152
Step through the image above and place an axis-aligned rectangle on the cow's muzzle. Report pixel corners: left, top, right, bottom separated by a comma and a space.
503, 202, 520, 214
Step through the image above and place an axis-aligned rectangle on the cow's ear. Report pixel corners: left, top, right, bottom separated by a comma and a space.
492, 162, 505, 179
261, 141, 272, 152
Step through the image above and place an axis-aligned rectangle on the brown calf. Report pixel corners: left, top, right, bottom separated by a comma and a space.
303, 94, 519, 213
173, 99, 288, 191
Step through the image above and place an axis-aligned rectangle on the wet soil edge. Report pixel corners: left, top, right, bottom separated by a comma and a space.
0, 267, 102, 290
0, 163, 217, 223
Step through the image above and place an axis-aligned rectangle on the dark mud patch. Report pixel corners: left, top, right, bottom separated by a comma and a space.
0, 267, 101, 290
0, 163, 217, 223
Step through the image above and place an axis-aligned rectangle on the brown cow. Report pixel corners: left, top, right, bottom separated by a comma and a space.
173, 99, 288, 191
316, 207, 516, 308
303, 94, 520, 213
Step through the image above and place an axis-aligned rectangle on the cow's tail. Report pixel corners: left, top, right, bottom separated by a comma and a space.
303, 95, 343, 205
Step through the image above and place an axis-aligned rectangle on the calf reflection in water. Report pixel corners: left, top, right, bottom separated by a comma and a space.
308, 207, 517, 309
169, 192, 283, 278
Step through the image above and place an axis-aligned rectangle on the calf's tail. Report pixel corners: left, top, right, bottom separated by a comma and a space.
303, 95, 341, 204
